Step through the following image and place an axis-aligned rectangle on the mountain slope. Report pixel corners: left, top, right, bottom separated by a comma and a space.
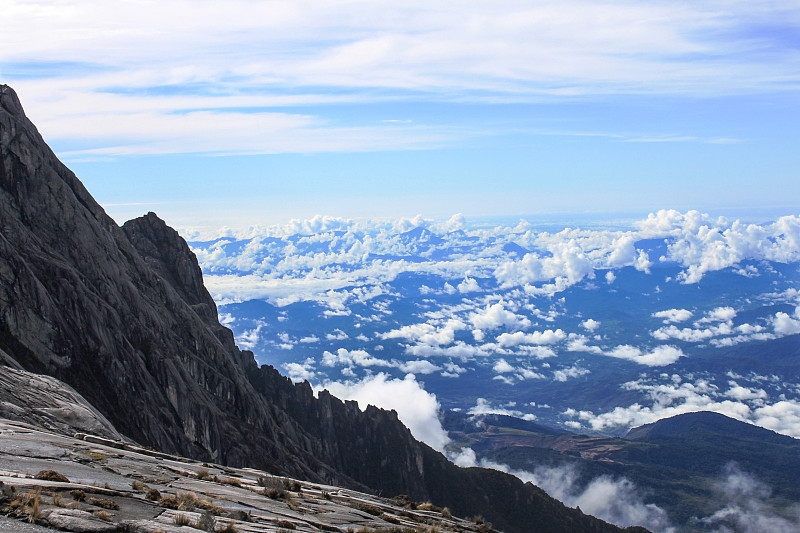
0, 85, 636, 533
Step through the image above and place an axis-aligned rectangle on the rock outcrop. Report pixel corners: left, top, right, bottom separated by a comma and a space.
0, 84, 636, 533
0, 365, 126, 440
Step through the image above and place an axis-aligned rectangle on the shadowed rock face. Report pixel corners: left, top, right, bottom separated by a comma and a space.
0, 85, 636, 533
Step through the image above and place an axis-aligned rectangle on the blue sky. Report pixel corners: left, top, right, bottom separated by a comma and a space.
1, 1, 799, 229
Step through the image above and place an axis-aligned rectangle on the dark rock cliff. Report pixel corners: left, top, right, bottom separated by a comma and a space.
0, 85, 637, 533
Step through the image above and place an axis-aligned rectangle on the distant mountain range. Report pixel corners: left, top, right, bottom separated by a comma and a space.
444, 410, 800, 530
0, 84, 639, 532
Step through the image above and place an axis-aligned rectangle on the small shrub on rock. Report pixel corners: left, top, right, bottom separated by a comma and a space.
354, 502, 383, 516
282, 479, 302, 492
88, 497, 119, 510
34, 470, 69, 483
417, 502, 441, 512
197, 511, 216, 531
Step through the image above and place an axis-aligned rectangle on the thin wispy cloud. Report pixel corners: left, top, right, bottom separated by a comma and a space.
2, 1, 798, 156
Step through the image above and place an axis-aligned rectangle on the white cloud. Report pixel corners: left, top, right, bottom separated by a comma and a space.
469, 302, 532, 331
567, 336, 685, 367
381, 319, 466, 346
283, 359, 317, 382
697, 306, 737, 324
398, 359, 441, 375
639, 211, 800, 284
326, 329, 349, 341
321, 348, 391, 368
515, 345, 557, 359
566, 334, 604, 354
319, 373, 450, 451
467, 398, 537, 420
496, 329, 566, 347
604, 345, 685, 366
457, 276, 481, 294
493, 359, 515, 373
652, 308, 693, 323
698, 464, 800, 533
773, 307, 800, 336
566, 376, 800, 438
553, 365, 590, 382
580, 319, 601, 332
9, 1, 799, 150
237, 325, 263, 350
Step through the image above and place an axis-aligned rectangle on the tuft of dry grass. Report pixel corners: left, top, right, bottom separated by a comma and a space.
86, 451, 109, 462
88, 497, 119, 510
174, 512, 192, 526
219, 520, 238, 533
417, 502, 441, 513
27, 490, 41, 523
93, 509, 112, 522
353, 502, 383, 516
34, 470, 69, 483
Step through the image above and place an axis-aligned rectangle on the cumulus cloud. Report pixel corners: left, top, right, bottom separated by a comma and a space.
381, 319, 466, 346
515, 345, 557, 359
697, 306, 737, 324
581, 318, 601, 332
568, 338, 685, 367
321, 348, 392, 368
773, 306, 800, 335
493, 359, 515, 373
605, 345, 684, 366
564, 376, 800, 438
283, 359, 316, 382
494, 241, 593, 290
196, 211, 800, 313
553, 365, 591, 382
638, 210, 800, 284
326, 329, 349, 340
469, 302, 531, 331
467, 398, 537, 421
652, 308, 693, 323
496, 329, 566, 347
398, 359, 441, 375
457, 276, 481, 294
319, 373, 450, 451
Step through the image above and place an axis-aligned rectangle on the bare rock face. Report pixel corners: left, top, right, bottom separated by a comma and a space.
0, 365, 125, 440
0, 85, 634, 533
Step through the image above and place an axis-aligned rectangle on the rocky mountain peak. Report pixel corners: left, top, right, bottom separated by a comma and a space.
123, 212, 219, 324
